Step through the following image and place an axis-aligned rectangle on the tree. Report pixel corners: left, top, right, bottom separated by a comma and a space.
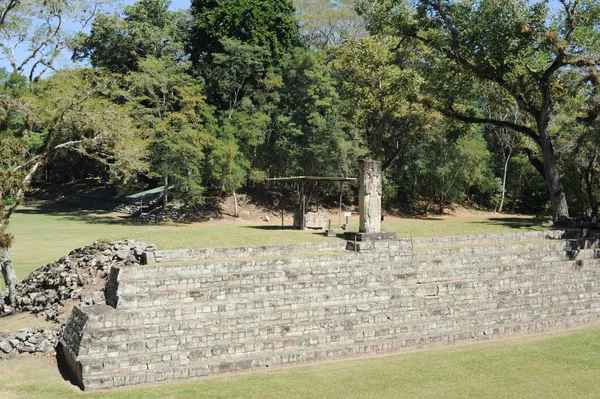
123, 56, 216, 207
190, 0, 300, 68
0, 0, 110, 80
331, 35, 433, 171
359, 0, 600, 221
481, 104, 521, 213
150, 86, 216, 208
252, 48, 367, 207
209, 127, 249, 217
72, 0, 190, 74
205, 38, 270, 113
0, 69, 145, 307
295, 0, 365, 49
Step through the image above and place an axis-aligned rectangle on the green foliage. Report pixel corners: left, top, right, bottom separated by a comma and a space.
73, 0, 190, 73
262, 49, 366, 180
389, 124, 496, 214
209, 129, 249, 194
30, 69, 147, 184
295, 0, 365, 48
123, 56, 216, 205
4, 0, 600, 222
0, 68, 147, 250
357, 0, 600, 220
331, 35, 431, 170
190, 0, 300, 68
205, 38, 270, 111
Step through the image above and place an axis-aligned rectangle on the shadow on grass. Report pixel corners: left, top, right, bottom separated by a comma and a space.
17, 199, 224, 226
473, 217, 548, 230
406, 216, 444, 221
15, 202, 139, 226
242, 225, 299, 231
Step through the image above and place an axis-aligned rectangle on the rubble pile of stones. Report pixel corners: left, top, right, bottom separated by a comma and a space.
0, 327, 59, 358
0, 240, 157, 321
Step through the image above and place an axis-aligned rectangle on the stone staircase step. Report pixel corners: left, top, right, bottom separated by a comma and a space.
120, 240, 587, 278
76, 284, 600, 356
75, 301, 600, 389
114, 259, 598, 308
119, 253, 595, 294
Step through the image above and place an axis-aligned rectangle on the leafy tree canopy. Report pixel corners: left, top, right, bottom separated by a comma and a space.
73, 0, 191, 73
190, 0, 300, 68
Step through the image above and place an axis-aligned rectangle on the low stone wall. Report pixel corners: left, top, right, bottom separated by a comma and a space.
149, 241, 347, 263
61, 231, 600, 390
147, 230, 569, 264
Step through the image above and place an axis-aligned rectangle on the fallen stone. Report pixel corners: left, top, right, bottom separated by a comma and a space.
36, 339, 55, 353
0, 340, 13, 354
115, 249, 130, 261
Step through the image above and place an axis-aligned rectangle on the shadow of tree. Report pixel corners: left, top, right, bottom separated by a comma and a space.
16, 198, 225, 226
16, 201, 133, 224
473, 217, 550, 230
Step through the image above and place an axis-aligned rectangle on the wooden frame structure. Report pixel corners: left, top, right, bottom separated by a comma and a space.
265, 176, 357, 229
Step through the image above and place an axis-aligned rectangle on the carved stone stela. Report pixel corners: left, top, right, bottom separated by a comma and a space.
359, 160, 382, 234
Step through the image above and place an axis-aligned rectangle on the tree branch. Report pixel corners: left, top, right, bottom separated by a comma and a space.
0, 0, 19, 29
0, 161, 41, 232
421, 99, 541, 145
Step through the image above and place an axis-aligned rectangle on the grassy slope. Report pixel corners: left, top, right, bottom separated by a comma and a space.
1, 326, 599, 399
7, 202, 547, 280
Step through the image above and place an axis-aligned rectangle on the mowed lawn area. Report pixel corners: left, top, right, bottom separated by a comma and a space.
0, 326, 599, 399
7, 201, 547, 280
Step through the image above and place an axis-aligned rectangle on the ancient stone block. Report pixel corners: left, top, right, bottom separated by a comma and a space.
358, 160, 382, 234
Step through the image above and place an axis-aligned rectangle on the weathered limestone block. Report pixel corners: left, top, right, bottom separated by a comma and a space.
304, 212, 328, 229
293, 211, 327, 229
358, 160, 382, 234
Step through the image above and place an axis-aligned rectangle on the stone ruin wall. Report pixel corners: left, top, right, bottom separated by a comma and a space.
61, 230, 600, 390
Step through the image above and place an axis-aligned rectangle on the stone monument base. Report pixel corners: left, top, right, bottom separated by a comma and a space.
324, 229, 337, 237
293, 211, 328, 229
343, 231, 398, 242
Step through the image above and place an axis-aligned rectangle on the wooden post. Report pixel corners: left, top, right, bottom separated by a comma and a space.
338, 181, 343, 228
302, 195, 306, 230
316, 182, 319, 212
280, 192, 284, 227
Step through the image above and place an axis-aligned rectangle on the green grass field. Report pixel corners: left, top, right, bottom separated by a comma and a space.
7, 201, 547, 280
1, 326, 600, 399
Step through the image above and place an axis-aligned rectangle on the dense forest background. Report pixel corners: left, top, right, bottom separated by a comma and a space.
2, 0, 600, 226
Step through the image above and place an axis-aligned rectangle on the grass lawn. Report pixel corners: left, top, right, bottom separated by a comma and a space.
6, 201, 548, 281
0, 326, 599, 399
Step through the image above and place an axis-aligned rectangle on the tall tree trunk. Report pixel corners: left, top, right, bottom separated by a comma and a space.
584, 168, 596, 217
539, 125, 569, 222
411, 170, 417, 216
0, 247, 17, 308
233, 189, 239, 218
498, 149, 511, 213
582, 151, 598, 217
0, 161, 41, 307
